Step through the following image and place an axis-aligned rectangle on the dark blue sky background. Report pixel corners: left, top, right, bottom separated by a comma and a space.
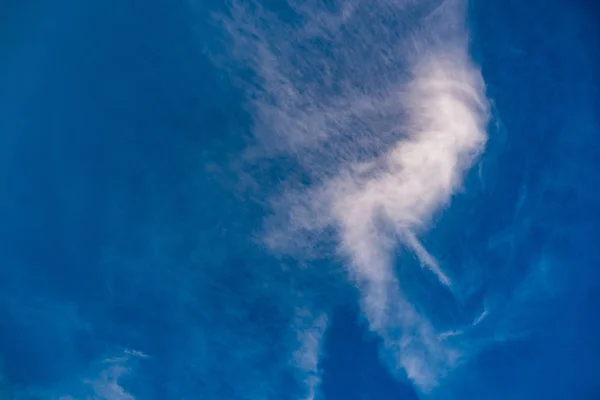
1, 0, 599, 399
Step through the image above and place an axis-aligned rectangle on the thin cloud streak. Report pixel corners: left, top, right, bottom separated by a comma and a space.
293, 311, 328, 400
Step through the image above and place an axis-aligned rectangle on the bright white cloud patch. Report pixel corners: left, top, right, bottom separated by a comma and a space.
222, 0, 490, 392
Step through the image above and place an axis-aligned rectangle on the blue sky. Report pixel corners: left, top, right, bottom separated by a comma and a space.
0, 0, 599, 399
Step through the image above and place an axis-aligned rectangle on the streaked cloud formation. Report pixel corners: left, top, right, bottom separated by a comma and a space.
1, 349, 145, 400
222, 0, 490, 391
293, 311, 328, 400
2, 0, 595, 398
76, 350, 148, 400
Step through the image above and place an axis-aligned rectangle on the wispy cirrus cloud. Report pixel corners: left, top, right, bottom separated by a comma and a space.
80, 350, 148, 400
53, 349, 147, 400
293, 310, 328, 400
221, 0, 490, 391
1, 349, 146, 400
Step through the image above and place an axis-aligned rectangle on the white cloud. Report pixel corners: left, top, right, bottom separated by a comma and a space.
58, 349, 145, 400
293, 311, 328, 400
472, 309, 488, 326
222, 0, 490, 392
83, 363, 135, 400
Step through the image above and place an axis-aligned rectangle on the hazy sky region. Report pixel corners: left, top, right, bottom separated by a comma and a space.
0, 0, 599, 399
